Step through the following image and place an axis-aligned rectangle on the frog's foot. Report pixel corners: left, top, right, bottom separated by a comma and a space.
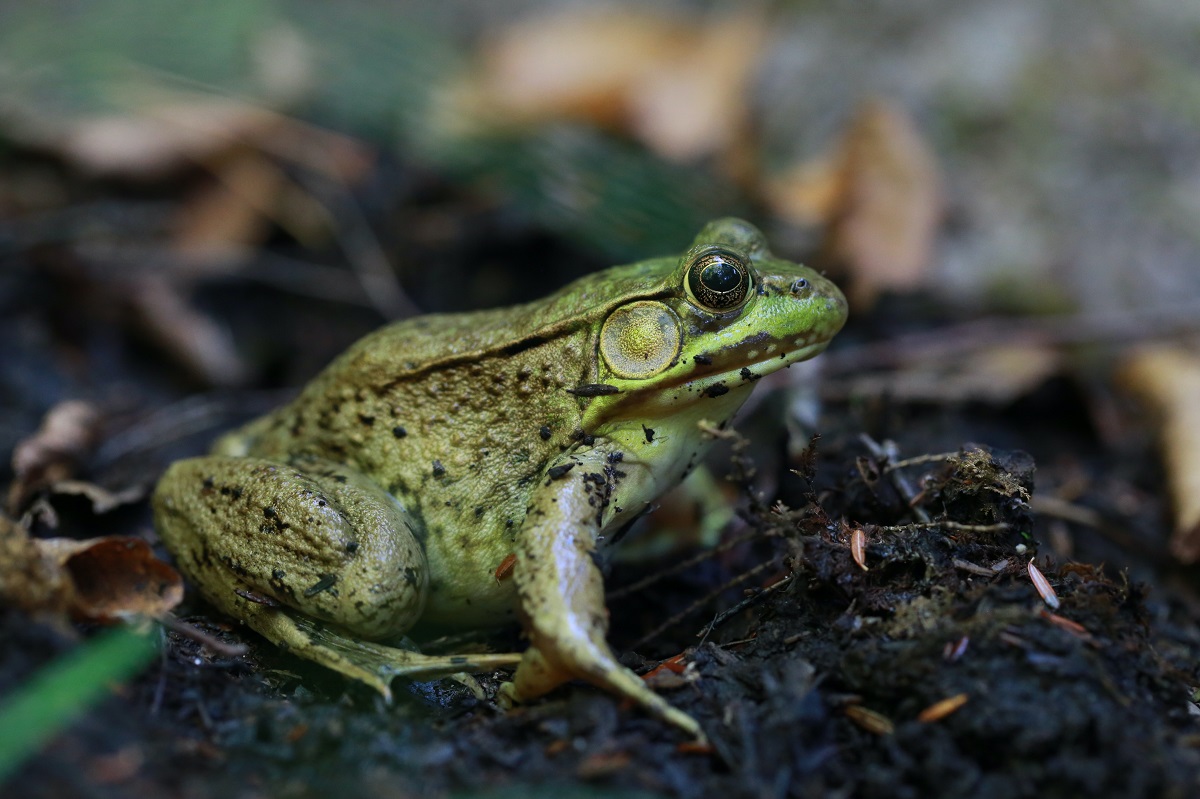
246, 604, 522, 700
497, 642, 705, 743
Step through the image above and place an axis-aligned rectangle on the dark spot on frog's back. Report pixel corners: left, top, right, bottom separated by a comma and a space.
432, 460, 446, 478
392, 425, 408, 438
303, 573, 339, 598
539, 425, 552, 441
693, 353, 713, 366
740, 366, 760, 382
705, 383, 730, 398
358, 413, 375, 427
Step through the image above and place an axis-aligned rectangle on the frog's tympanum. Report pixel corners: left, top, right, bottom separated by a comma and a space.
154, 219, 847, 739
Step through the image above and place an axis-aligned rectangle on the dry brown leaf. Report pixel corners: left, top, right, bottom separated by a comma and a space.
37, 536, 183, 622
766, 99, 943, 307
58, 99, 285, 181
173, 148, 344, 256
9, 89, 373, 184
1115, 346, 1200, 562
173, 151, 287, 255
445, 9, 766, 162
0, 514, 74, 617
626, 14, 765, 162
8, 400, 101, 514
51, 480, 147, 515
0, 516, 181, 622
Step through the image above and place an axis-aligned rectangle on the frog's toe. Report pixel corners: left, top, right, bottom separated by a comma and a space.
449, 672, 487, 700
246, 609, 521, 698
501, 642, 705, 741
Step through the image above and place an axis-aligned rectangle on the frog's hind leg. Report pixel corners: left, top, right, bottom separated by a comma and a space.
238, 602, 521, 699
153, 455, 520, 696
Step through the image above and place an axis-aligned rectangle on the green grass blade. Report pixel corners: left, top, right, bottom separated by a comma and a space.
0, 625, 159, 783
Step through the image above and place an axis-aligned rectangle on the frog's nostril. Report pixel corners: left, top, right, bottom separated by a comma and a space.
790, 278, 808, 294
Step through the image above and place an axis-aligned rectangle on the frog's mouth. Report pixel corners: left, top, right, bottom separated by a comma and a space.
579, 331, 837, 428
673, 332, 837, 399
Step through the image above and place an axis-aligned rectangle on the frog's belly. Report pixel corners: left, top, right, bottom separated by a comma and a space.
418, 531, 521, 629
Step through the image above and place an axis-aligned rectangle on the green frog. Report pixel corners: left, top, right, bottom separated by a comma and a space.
153, 218, 847, 740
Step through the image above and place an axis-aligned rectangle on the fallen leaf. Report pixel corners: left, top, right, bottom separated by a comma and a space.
766, 99, 943, 307
8, 401, 101, 514
1115, 346, 1200, 562
0, 515, 74, 618
626, 13, 765, 163
443, 9, 765, 163
172, 151, 288, 255
50, 480, 147, 515
37, 536, 183, 622
56, 99, 285, 182
0, 515, 181, 622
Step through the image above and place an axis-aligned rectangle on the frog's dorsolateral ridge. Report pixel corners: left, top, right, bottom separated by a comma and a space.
153, 218, 848, 740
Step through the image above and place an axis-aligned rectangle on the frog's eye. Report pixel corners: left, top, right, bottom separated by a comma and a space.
686, 248, 751, 312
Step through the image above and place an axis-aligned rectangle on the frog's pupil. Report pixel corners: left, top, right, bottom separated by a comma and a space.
702, 261, 741, 292
688, 250, 749, 311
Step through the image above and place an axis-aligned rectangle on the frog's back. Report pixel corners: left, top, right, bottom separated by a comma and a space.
338, 257, 674, 380
212, 257, 676, 624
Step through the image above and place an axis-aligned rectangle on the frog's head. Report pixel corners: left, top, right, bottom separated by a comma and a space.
582, 218, 847, 427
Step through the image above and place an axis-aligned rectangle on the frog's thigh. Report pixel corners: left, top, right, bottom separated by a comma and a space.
154, 455, 427, 640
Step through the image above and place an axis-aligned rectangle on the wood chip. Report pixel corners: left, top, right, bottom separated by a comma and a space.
1026, 558, 1060, 609
850, 527, 869, 571
917, 693, 969, 723
844, 704, 895, 735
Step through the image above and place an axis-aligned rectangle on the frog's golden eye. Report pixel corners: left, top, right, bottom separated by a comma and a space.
686, 248, 751, 312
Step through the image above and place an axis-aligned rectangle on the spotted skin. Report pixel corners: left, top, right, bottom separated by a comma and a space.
153, 218, 847, 741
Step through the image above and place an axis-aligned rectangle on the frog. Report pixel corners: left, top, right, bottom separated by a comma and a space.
152, 218, 847, 741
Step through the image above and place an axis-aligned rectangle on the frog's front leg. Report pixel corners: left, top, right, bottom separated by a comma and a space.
153, 455, 520, 697
499, 456, 705, 741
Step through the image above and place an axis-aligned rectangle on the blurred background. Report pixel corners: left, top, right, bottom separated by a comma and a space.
3, 0, 1198, 409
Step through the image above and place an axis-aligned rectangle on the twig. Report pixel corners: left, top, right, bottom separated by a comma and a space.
627, 557, 783, 651
696, 570, 793, 644
158, 614, 249, 658
881, 452, 960, 473
859, 434, 931, 523
607, 528, 764, 601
